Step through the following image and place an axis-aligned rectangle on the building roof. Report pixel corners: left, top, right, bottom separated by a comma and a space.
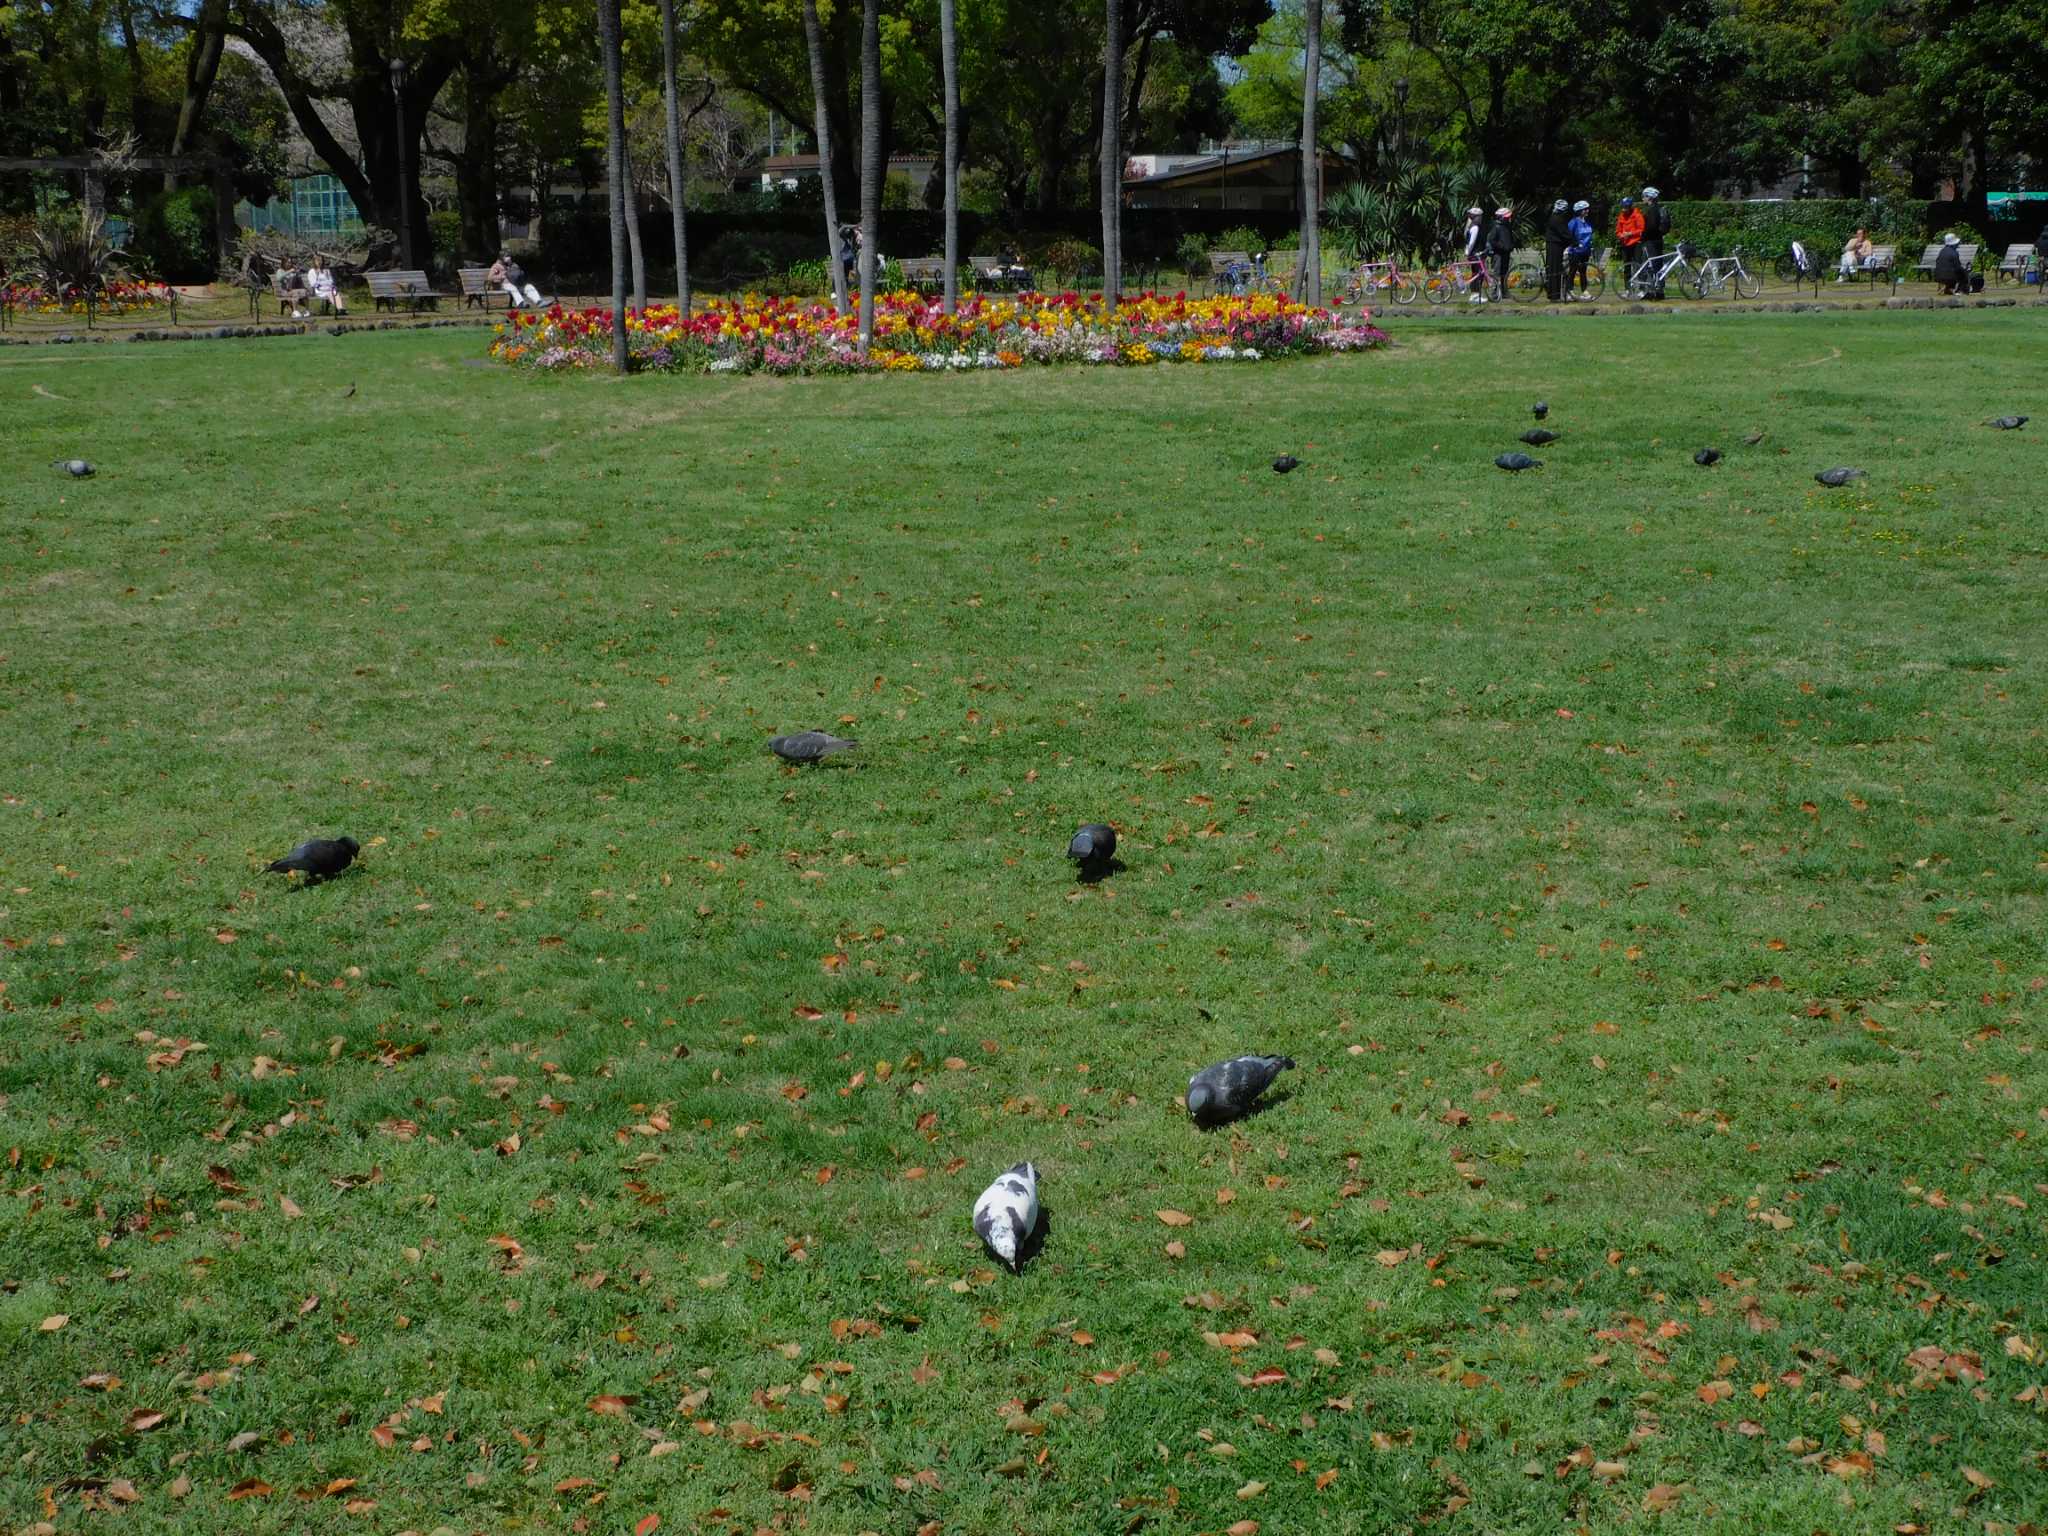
1123, 144, 1346, 187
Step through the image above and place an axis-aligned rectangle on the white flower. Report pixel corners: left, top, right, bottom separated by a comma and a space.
709, 357, 741, 373
1240, 348, 1262, 360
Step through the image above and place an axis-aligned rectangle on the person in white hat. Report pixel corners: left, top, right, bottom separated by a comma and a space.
1486, 207, 1515, 300
1566, 200, 1594, 298
1460, 206, 1487, 301
1933, 231, 1966, 294
1639, 186, 1668, 298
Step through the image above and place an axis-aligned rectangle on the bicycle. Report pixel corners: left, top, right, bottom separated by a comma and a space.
1559, 251, 1607, 301
1340, 256, 1421, 307
1773, 243, 1820, 289
1503, 260, 1549, 304
1220, 252, 1288, 299
1685, 245, 1763, 301
1422, 256, 1496, 305
1620, 246, 1702, 300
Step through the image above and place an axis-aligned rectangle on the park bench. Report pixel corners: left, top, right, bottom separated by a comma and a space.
1846, 244, 1896, 289
971, 252, 1034, 292
368, 268, 455, 313
1993, 243, 2038, 282
1911, 242, 1977, 282
1206, 250, 1250, 295
458, 267, 501, 309
896, 256, 946, 294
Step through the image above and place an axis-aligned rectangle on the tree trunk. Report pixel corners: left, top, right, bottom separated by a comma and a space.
598, 0, 629, 372
1298, 0, 1321, 304
166, 0, 228, 191
858, 0, 881, 353
940, 0, 960, 313
1099, 0, 1123, 304
802, 0, 848, 311
659, 0, 690, 313
623, 139, 647, 308
455, 62, 505, 261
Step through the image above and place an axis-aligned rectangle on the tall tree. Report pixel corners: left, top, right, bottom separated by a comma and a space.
1100, 0, 1123, 303
164, 0, 228, 188
659, 0, 690, 311
1298, 0, 1320, 302
801, 0, 848, 310
857, 0, 880, 351
598, 0, 629, 371
939, 0, 960, 312
622, 137, 647, 307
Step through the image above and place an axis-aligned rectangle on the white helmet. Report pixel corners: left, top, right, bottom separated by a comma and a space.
1572, 199, 1590, 212
1467, 206, 1483, 217
1553, 199, 1568, 211
1642, 185, 1661, 199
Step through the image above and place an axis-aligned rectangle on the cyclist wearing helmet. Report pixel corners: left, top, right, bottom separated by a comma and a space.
1615, 196, 1646, 290
1640, 185, 1669, 298
1545, 198, 1571, 302
1459, 206, 1487, 302
1566, 200, 1595, 298
1486, 207, 1515, 300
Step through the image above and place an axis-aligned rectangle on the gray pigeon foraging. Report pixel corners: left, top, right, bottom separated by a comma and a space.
266, 835, 359, 883
1067, 823, 1116, 868
1495, 452, 1541, 472
1532, 401, 1549, 420
768, 730, 858, 764
971, 1161, 1041, 1272
1520, 428, 1559, 446
1694, 447, 1722, 466
1988, 415, 2027, 430
1742, 430, 1766, 446
1272, 455, 1300, 474
1185, 1054, 1296, 1127
53, 459, 95, 478
1815, 467, 1865, 487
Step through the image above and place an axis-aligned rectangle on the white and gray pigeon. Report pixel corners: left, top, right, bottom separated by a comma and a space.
767, 730, 858, 764
971, 1161, 1041, 1273
1185, 1054, 1296, 1127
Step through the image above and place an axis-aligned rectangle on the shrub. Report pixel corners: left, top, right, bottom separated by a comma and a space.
1654, 199, 1936, 263
1176, 231, 1210, 280
782, 257, 833, 294
699, 230, 826, 287
428, 209, 463, 263
130, 187, 216, 283
1037, 238, 1101, 278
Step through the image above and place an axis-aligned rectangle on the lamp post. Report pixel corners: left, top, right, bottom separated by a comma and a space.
391, 55, 413, 266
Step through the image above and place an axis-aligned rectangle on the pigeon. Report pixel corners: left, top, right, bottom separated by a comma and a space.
1988, 415, 2027, 430
52, 459, 95, 478
1067, 823, 1116, 869
1271, 455, 1300, 474
344, 382, 357, 398
1495, 452, 1541, 472
1814, 467, 1865, 487
1185, 1054, 1297, 1127
265, 836, 360, 883
971, 1161, 1041, 1273
767, 731, 858, 764
1520, 428, 1559, 446
1742, 430, 1766, 446
1693, 447, 1722, 467
1532, 401, 1549, 420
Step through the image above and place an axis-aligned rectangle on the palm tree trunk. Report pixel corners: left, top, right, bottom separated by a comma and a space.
857, 0, 881, 353
802, 0, 848, 312
597, 0, 628, 372
939, 0, 960, 314
659, 0, 690, 314
1099, 0, 1123, 305
623, 138, 648, 310
1299, 0, 1321, 305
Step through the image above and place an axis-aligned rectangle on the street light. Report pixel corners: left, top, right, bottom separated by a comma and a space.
391, 55, 412, 267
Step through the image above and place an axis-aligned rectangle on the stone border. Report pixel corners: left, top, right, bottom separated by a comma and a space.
1367, 293, 2046, 322
0, 314, 501, 348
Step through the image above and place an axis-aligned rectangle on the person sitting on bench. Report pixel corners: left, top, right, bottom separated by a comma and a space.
490, 253, 542, 308
307, 256, 347, 315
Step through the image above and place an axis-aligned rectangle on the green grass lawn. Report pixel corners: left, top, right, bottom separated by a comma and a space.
4, 312, 2045, 1536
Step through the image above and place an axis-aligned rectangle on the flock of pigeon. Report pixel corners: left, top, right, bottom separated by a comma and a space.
260, 739, 1296, 1276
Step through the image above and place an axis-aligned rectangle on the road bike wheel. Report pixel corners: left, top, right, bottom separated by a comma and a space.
1386, 275, 1419, 306
1506, 262, 1546, 303
1772, 253, 1802, 284
1422, 273, 1453, 305
1340, 279, 1364, 307
1678, 271, 1704, 300
1734, 269, 1763, 300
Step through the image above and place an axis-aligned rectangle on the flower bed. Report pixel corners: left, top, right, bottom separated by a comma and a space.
487, 290, 1387, 375
2, 280, 175, 316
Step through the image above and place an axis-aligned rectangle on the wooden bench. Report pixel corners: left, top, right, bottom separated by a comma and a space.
896, 256, 946, 294
970, 252, 1031, 291
461, 265, 553, 309
1847, 244, 1896, 288
368, 269, 454, 313
1911, 242, 1976, 281
1205, 250, 1250, 295
271, 270, 312, 316
1994, 243, 2038, 282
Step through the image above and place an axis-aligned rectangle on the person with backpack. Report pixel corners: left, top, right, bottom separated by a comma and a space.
1566, 201, 1595, 298
1614, 196, 1645, 291
1544, 199, 1571, 302
1639, 186, 1669, 298
1486, 207, 1516, 300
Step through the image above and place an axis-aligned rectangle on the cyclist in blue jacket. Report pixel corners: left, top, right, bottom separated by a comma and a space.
1565, 201, 1594, 299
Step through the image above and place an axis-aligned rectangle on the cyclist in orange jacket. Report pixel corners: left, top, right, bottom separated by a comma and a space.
1615, 197, 1646, 289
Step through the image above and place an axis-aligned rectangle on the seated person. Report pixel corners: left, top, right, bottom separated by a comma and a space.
276, 262, 308, 317
306, 256, 347, 315
489, 253, 543, 307
1837, 228, 1875, 280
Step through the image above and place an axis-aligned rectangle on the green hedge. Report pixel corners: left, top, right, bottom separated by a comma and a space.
1652, 199, 1938, 262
